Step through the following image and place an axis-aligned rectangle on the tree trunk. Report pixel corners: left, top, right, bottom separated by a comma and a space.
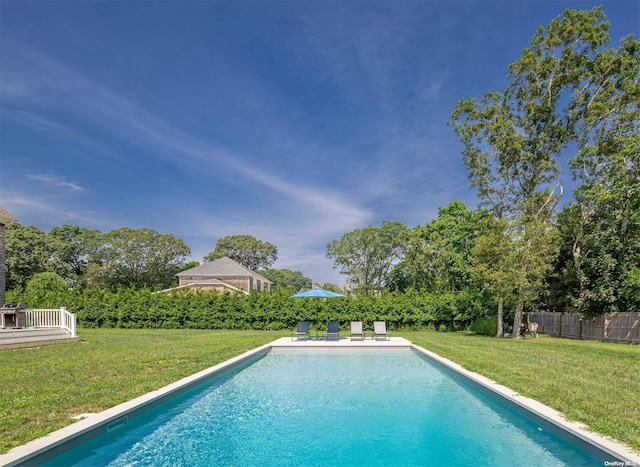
496, 294, 504, 337
572, 236, 586, 310
513, 298, 524, 339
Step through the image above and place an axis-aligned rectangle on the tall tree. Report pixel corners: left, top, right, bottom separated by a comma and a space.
0, 208, 18, 305
420, 202, 488, 293
261, 268, 312, 291
48, 225, 101, 287
471, 217, 518, 337
204, 235, 277, 270
557, 33, 640, 316
390, 202, 488, 293
387, 226, 435, 292
451, 7, 610, 336
4, 224, 53, 290
93, 227, 190, 290
326, 221, 408, 295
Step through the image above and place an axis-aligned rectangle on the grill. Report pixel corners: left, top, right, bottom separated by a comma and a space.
1, 303, 27, 329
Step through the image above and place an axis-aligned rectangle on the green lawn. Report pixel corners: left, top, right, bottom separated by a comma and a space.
1, 328, 638, 456
0, 329, 286, 454
404, 331, 640, 453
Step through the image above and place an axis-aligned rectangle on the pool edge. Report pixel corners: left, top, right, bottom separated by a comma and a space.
411, 343, 640, 465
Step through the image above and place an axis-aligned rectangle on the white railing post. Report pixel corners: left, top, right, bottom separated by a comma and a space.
65, 307, 77, 338
60, 307, 77, 337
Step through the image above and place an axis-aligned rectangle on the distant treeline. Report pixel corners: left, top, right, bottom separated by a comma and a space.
3, 225, 311, 292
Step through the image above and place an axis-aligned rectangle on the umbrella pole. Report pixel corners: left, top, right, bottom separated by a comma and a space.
316, 298, 320, 340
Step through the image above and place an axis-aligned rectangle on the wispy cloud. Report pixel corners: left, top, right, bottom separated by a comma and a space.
2, 40, 370, 223
27, 174, 84, 192
1, 109, 122, 160
297, 4, 413, 104
288, 5, 468, 214
2, 193, 111, 228
416, 70, 450, 104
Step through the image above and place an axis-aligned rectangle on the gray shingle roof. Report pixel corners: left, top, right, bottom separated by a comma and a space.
155, 278, 246, 295
0, 207, 18, 226
176, 256, 272, 283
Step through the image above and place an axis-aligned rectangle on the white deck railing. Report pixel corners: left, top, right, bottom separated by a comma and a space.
26, 308, 77, 337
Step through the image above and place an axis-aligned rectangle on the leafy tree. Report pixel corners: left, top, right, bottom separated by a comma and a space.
320, 283, 341, 293
24, 272, 69, 308
48, 225, 101, 287
625, 268, 640, 305
554, 33, 640, 316
0, 209, 18, 306
390, 202, 488, 293
546, 206, 581, 313
261, 268, 312, 291
451, 7, 611, 336
179, 261, 201, 272
92, 228, 190, 290
4, 224, 53, 289
204, 235, 277, 270
326, 221, 408, 295
387, 226, 433, 292
424, 202, 487, 293
470, 218, 518, 337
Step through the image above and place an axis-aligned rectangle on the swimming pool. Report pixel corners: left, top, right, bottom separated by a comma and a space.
28, 348, 618, 466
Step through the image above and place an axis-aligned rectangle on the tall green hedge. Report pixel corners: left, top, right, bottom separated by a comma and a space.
7, 287, 496, 331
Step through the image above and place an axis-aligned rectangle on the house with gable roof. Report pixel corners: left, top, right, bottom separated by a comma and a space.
171, 256, 272, 294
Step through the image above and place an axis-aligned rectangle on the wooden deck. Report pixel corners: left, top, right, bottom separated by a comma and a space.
0, 328, 78, 350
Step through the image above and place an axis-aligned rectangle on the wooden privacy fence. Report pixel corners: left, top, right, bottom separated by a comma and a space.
526, 312, 640, 344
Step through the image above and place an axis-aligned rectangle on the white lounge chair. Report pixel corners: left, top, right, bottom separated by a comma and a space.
373, 321, 389, 341
350, 321, 365, 340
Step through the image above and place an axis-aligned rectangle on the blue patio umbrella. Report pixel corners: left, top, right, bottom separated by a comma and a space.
292, 287, 345, 334
291, 287, 345, 299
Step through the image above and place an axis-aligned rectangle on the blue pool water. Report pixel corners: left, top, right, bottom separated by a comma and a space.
44, 350, 606, 466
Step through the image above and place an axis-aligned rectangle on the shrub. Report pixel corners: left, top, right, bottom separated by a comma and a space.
469, 316, 498, 336
23, 272, 69, 308
6, 286, 498, 330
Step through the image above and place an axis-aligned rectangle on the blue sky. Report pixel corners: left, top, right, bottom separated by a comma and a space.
1, 1, 638, 284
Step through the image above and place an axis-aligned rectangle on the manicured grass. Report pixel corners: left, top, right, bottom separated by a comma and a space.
0, 329, 286, 454
1, 329, 638, 456
404, 330, 640, 452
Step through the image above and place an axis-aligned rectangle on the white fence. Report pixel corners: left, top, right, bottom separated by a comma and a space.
26, 308, 77, 338
527, 312, 640, 344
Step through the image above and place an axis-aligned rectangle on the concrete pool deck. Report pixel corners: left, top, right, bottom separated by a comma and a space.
1, 338, 638, 466
272, 335, 412, 348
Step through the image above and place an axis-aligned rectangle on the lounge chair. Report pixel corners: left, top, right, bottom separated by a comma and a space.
292, 321, 310, 341
373, 321, 389, 341
326, 321, 340, 341
350, 321, 365, 341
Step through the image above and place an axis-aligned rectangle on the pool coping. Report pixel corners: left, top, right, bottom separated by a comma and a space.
1, 338, 638, 466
